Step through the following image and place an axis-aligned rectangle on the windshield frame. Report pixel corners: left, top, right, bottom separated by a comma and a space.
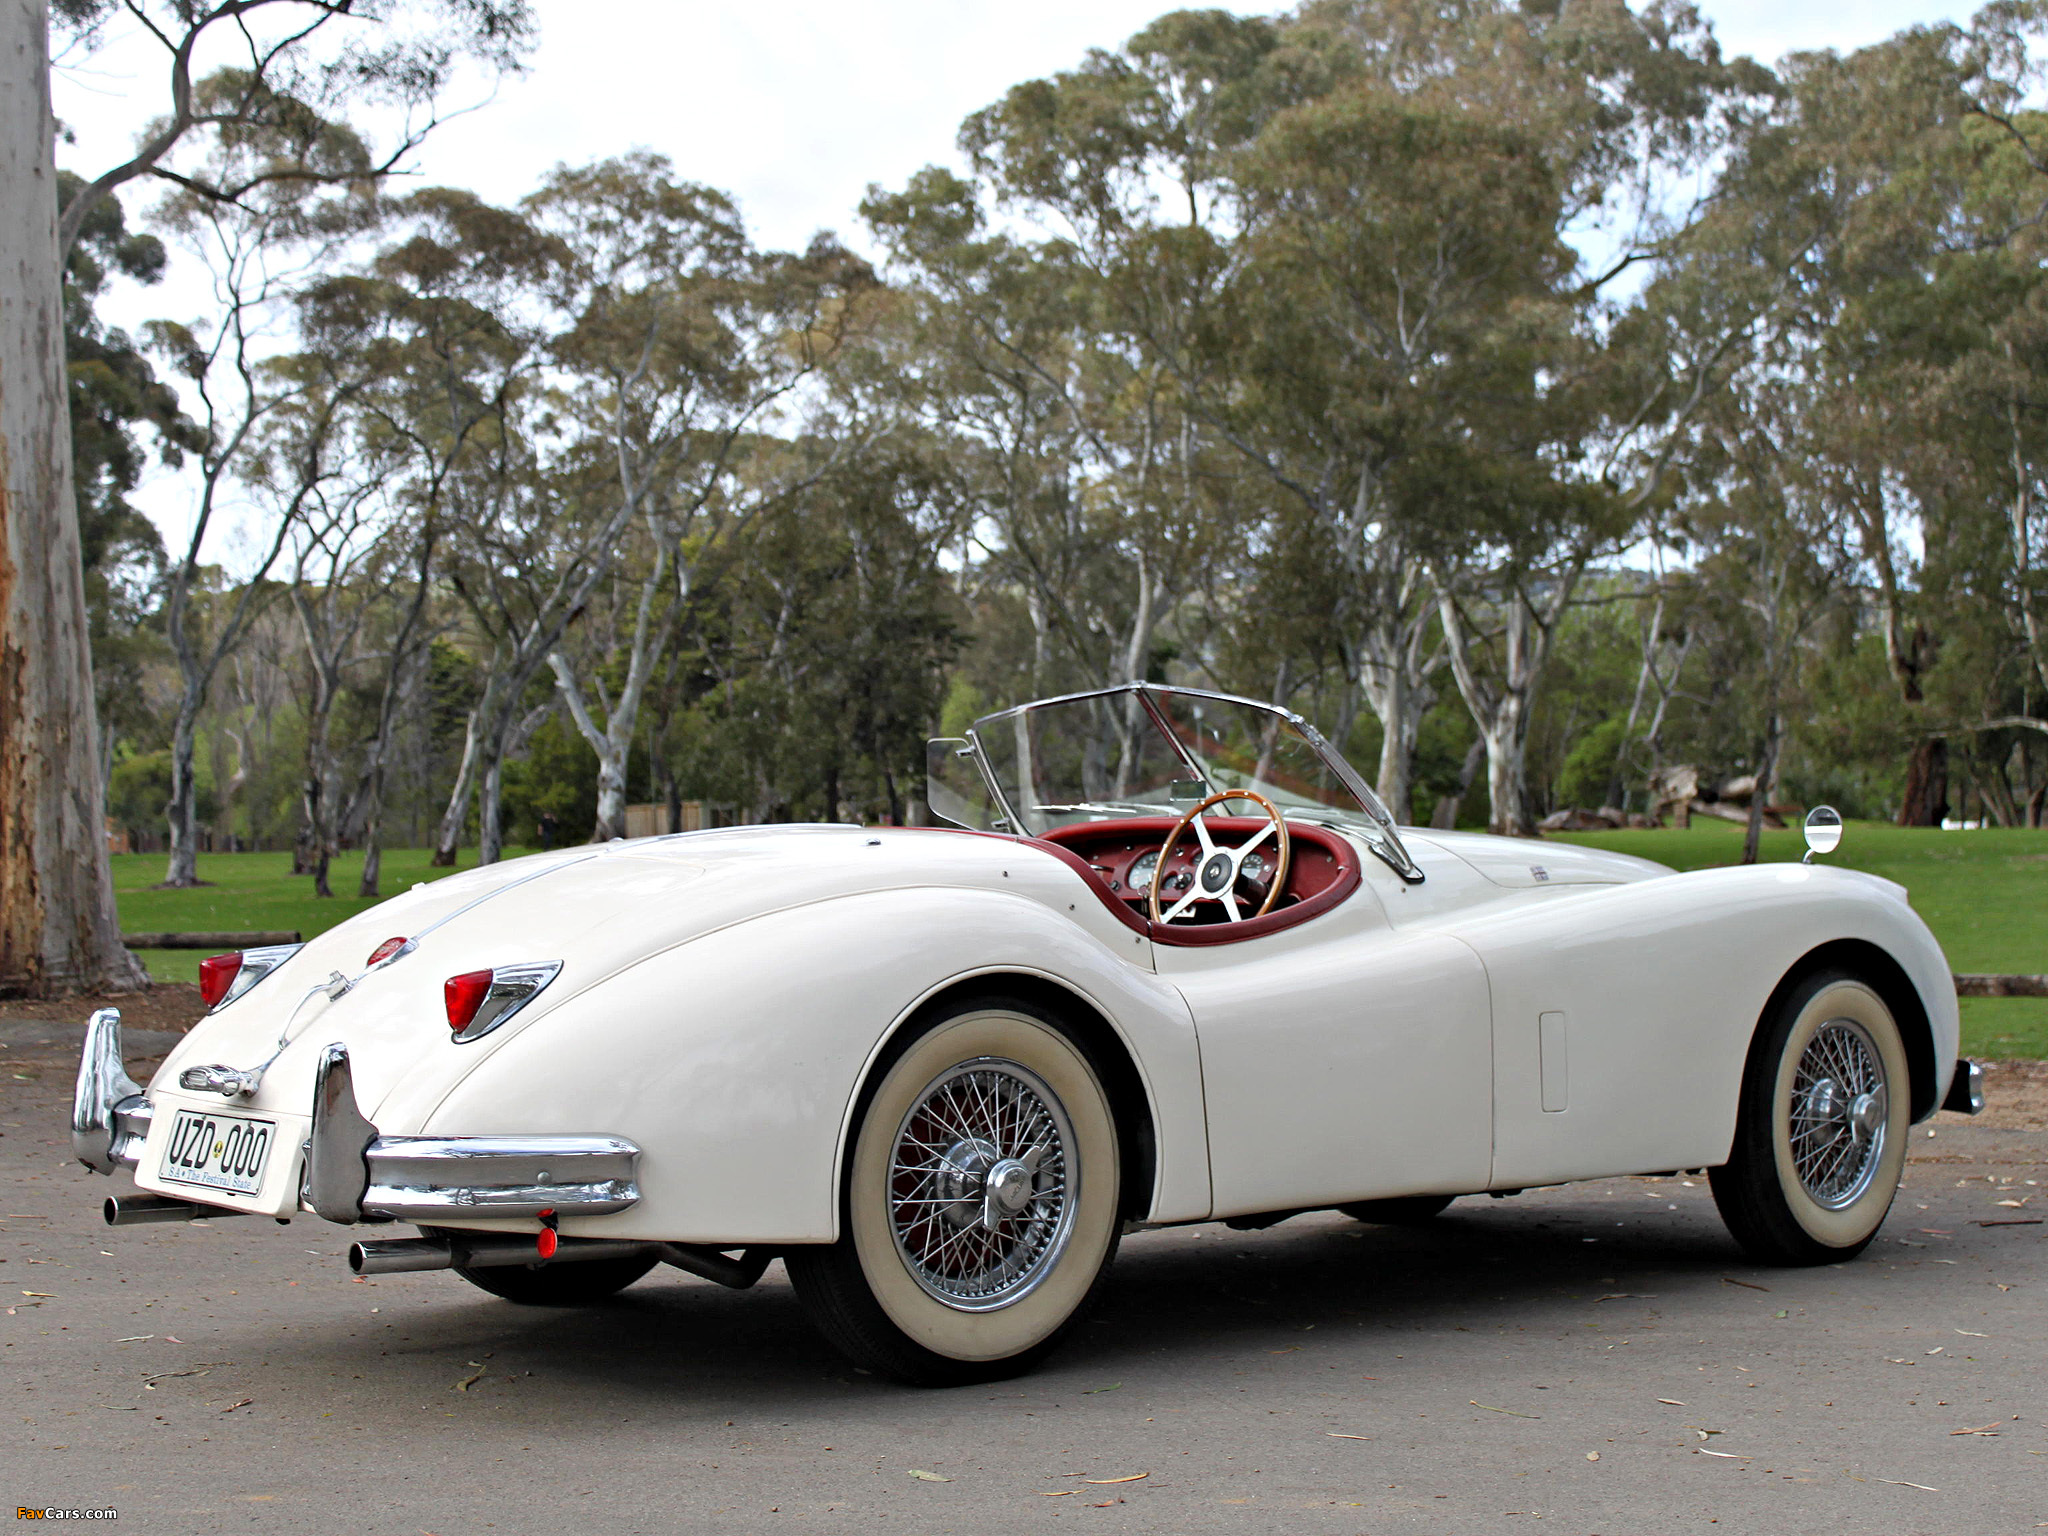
960, 682, 1424, 884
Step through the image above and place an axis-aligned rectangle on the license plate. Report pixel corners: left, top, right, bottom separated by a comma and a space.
159, 1108, 277, 1196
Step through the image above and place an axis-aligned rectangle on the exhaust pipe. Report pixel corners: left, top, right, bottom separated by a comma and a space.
104, 1193, 246, 1225
349, 1233, 654, 1276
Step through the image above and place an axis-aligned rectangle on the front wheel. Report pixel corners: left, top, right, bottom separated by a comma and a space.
1710, 970, 1910, 1265
786, 996, 1122, 1386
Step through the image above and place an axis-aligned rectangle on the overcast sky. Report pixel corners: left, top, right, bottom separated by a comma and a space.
48, 0, 1983, 549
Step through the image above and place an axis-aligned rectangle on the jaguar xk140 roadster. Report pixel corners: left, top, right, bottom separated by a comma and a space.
74, 683, 1983, 1384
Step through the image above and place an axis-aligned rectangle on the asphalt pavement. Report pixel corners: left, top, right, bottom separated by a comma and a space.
3, 1021, 2042, 1535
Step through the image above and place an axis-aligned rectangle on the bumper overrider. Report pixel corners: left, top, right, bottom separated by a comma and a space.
71, 1007, 642, 1224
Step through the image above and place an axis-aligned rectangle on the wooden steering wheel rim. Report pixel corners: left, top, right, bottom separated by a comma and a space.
1147, 788, 1292, 925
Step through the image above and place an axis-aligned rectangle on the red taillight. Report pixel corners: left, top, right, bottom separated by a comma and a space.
445, 970, 494, 1033
198, 952, 244, 1009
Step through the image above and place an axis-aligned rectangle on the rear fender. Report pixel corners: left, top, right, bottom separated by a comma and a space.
411, 887, 1205, 1243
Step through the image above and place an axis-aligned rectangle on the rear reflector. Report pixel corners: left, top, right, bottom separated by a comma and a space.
445, 970, 494, 1033
366, 936, 411, 968
198, 952, 243, 1009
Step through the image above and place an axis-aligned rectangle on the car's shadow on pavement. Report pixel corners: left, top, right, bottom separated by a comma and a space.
280, 1188, 1791, 1416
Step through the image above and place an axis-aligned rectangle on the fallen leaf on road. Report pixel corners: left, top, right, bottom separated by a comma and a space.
1926, 1347, 1944, 1355
452, 1363, 486, 1392
1040, 1491, 1072, 1496
1081, 1383, 1123, 1394
1720, 1277, 1770, 1292
1698, 1450, 1751, 1459
1656, 1399, 1687, 1407
142, 1368, 210, 1387
1955, 1330, 1989, 1337
1326, 1434, 1373, 1441
1692, 1428, 1724, 1440
1994, 1199, 2029, 1207
1269, 1347, 1300, 1354
1978, 1219, 2043, 1227
114, 1336, 152, 1342
1471, 1402, 1540, 1419
1876, 1479, 1938, 1491
218, 1399, 253, 1413
1950, 1423, 2003, 1436
1084, 1474, 1148, 1484
1595, 1293, 1657, 1302
907, 1470, 950, 1482
21, 1291, 54, 1298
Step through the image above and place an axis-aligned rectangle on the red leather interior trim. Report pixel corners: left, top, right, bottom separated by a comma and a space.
904, 821, 1363, 946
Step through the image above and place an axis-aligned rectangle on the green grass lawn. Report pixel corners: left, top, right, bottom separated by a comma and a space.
1553, 818, 2048, 1060
114, 820, 2048, 1058
112, 846, 536, 986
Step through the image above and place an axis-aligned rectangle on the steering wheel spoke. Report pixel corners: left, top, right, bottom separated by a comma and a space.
1146, 789, 1292, 928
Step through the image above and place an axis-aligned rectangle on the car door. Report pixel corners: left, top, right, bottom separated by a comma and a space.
1154, 851, 1494, 1220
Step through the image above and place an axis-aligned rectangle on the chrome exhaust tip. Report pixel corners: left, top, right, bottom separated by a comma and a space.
104, 1193, 242, 1225
349, 1237, 456, 1275
349, 1233, 654, 1275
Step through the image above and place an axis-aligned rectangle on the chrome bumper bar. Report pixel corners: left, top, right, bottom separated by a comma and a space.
72, 1008, 153, 1174
73, 1012, 640, 1224
309, 1043, 641, 1224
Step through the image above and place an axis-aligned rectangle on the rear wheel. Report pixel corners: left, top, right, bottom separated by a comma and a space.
1338, 1194, 1455, 1226
787, 995, 1122, 1386
1710, 970, 1910, 1265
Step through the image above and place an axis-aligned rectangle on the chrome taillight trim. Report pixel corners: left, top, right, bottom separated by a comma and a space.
451, 960, 563, 1043
212, 942, 305, 1011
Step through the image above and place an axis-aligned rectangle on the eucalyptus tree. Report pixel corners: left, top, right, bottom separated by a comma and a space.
298, 185, 564, 871
145, 101, 390, 886
528, 154, 877, 842
0, 0, 142, 990
0, 0, 527, 990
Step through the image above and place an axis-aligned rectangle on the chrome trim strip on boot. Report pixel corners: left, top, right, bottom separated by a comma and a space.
307, 1042, 641, 1223
73, 1008, 153, 1173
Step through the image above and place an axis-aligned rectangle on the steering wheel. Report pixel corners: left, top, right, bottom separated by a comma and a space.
1147, 788, 1292, 925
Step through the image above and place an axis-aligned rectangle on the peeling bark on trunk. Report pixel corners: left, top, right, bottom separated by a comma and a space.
0, 1, 146, 994
1898, 738, 1949, 827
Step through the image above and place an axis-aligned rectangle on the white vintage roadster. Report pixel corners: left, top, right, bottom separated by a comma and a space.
75, 684, 1982, 1385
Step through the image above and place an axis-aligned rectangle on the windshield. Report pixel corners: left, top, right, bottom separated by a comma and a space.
955, 684, 1418, 880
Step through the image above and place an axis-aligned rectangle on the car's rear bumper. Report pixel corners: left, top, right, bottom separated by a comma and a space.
74, 1009, 641, 1225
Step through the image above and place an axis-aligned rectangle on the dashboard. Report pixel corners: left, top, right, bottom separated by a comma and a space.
1036, 815, 1356, 930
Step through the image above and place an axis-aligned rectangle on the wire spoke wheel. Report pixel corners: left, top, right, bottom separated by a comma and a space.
1711, 971, 1910, 1266
786, 998, 1122, 1385
1786, 1018, 1889, 1209
888, 1059, 1077, 1310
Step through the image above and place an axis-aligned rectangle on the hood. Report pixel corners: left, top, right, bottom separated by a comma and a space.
1401, 829, 1672, 889
150, 825, 1090, 1122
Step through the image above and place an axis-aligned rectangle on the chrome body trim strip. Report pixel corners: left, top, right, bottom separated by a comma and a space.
307, 1042, 641, 1223
72, 1008, 151, 1173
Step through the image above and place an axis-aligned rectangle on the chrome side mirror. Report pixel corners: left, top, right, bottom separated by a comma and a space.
1802, 805, 1843, 864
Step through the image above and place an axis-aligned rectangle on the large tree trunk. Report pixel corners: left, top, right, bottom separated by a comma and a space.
0, 0, 146, 994
431, 708, 484, 866
1898, 738, 1950, 827
161, 701, 204, 887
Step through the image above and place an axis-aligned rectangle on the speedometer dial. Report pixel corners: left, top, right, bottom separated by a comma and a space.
1128, 850, 1160, 889
1240, 851, 1268, 883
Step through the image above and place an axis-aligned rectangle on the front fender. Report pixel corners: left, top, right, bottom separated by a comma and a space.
407, 886, 1206, 1243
